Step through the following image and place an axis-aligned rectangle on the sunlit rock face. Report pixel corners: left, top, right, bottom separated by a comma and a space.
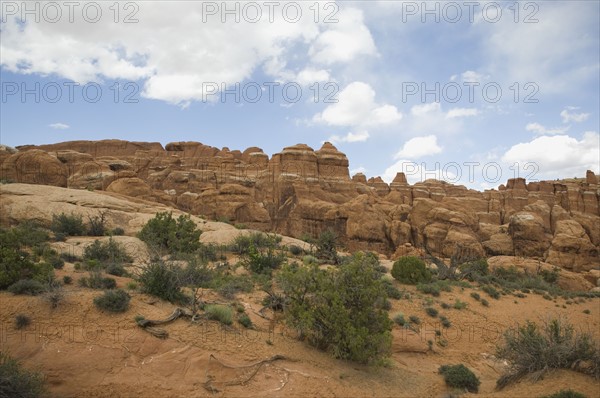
5, 141, 599, 271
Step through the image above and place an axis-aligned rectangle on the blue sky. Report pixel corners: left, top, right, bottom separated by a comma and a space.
1, 0, 599, 190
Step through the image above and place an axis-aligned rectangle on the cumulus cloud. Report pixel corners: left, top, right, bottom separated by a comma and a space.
560, 108, 590, 123
315, 81, 401, 128
308, 8, 377, 65
48, 123, 69, 130
295, 68, 331, 86
525, 122, 569, 136
0, 3, 375, 105
329, 130, 370, 144
502, 132, 600, 177
446, 108, 479, 118
394, 135, 442, 159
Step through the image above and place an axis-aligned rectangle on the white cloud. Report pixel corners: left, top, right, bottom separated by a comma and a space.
446, 108, 479, 118
314, 81, 401, 128
329, 130, 370, 144
525, 122, 569, 136
502, 132, 600, 177
482, 2, 599, 93
48, 123, 69, 130
296, 68, 331, 86
309, 8, 377, 65
394, 135, 442, 159
560, 109, 590, 123
0, 3, 376, 105
405, 103, 475, 136
461, 70, 484, 82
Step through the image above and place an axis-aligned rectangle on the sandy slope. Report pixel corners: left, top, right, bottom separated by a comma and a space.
1, 183, 599, 397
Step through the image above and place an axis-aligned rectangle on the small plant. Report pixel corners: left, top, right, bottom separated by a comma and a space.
94, 289, 131, 313
78, 272, 117, 290
453, 299, 467, 310
0, 352, 45, 397
438, 364, 480, 393
393, 313, 406, 326
138, 212, 201, 254
409, 315, 421, 325
425, 307, 438, 317
45, 284, 64, 309
496, 318, 600, 389
8, 279, 46, 296
417, 283, 441, 297
440, 316, 451, 328
138, 261, 186, 303
315, 229, 339, 264
126, 281, 138, 290
87, 212, 107, 236
440, 302, 451, 309
288, 245, 303, 256
391, 256, 431, 285
542, 390, 587, 398
51, 212, 85, 236
302, 255, 318, 265
481, 299, 489, 307
583, 309, 591, 315
382, 279, 402, 300
205, 304, 233, 325
238, 313, 252, 328
15, 314, 31, 329
482, 285, 500, 299
470, 292, 481, 301
111, 227, 125, 236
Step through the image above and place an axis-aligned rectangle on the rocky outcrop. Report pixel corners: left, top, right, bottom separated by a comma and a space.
2, 140, 599, 272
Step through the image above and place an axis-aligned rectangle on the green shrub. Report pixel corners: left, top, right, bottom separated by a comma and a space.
438, 364, 480, 392
78, 272, 117, 290
105, 263, 127, 277
111, 227, 125, 236
15, 314, 31, 330
539, 267, 560, 284
8, 280, 46, 296
62, 276, 72, 285
315, 229, 339, 264
409, 315, 421, 325
94, 289, 131, 313
583, 309, 591, 315
278, 252, 392, 363
0, 352, 45, 397
212, 274, 254, 299
393, 313, 406, 326
126, 281, 138, 290
288, 245, 303, 256
87, 212, 107, 236
59, 252, 79, 262
238, 313, 253, 328
425, 307, 438, 317
440, 316, 452, 328
481, 298, 490, 307
459, 258, 489, 281
138, 212, 201, 254
382, 279, 402, 300
441, 302, 451, 309
302, 255, 318, 265
542, 390, 587, 398
482, 285, 501, 299
51, 213, 85, 236
0, 236, 54, 289
205, 304, 233, 325
496, 318, 600, 389
391, 256, 431, 285
243, 244, 286, 275
470, 292, 481, 301
417, 282, 440, 297
138, 262, 186, 303
83, 238, 132, 264
453, 299, 467, 310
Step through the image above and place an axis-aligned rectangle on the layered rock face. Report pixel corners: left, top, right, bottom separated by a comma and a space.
1, 140, 598, 272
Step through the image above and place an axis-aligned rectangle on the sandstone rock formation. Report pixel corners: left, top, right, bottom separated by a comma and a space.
2, 140, 599, 272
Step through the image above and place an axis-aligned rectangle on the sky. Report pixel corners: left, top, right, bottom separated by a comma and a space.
1, 0, 599, 190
